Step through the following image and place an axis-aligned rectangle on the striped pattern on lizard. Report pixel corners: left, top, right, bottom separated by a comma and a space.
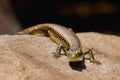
16, 23, 101, 64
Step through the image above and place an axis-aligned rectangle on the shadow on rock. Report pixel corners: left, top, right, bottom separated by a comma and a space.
69, 59, 86, 71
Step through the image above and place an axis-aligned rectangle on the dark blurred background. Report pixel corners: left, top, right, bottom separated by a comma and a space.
11, 0, 120, 35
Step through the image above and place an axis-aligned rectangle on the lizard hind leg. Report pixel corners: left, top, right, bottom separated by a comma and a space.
82, 49, 101, 65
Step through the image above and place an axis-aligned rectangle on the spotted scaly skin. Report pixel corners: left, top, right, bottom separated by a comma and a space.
16, 23, 101, 64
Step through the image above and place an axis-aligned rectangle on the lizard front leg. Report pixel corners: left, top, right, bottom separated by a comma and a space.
52, 44, 63, 58
48, 30, 67, 58
82, 49, 101, 65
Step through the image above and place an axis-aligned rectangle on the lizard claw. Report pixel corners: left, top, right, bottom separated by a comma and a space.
52, 52, 61, 58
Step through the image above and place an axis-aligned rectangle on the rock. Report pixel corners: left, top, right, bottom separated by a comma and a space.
0, 32, 120, 80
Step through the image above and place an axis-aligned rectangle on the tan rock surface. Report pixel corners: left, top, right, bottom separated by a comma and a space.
0, 32, 120, 80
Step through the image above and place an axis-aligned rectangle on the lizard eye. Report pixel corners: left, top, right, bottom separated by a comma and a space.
75, 49, 82, 56
78, 53, 82, 57
75, 51, 82, 57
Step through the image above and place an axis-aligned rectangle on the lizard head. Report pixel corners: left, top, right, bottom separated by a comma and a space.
68, 48, 83, 62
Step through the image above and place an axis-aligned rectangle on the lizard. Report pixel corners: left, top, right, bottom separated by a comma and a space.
16, 23, 101, 64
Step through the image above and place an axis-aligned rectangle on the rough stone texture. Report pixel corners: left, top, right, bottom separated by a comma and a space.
0, 32, 120, 80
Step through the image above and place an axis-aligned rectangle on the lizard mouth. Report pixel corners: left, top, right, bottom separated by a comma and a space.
69, 57, 83, 62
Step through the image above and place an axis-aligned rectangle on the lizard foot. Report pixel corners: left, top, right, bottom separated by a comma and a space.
52, 52, 61, 58
90, 59, 101, 65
